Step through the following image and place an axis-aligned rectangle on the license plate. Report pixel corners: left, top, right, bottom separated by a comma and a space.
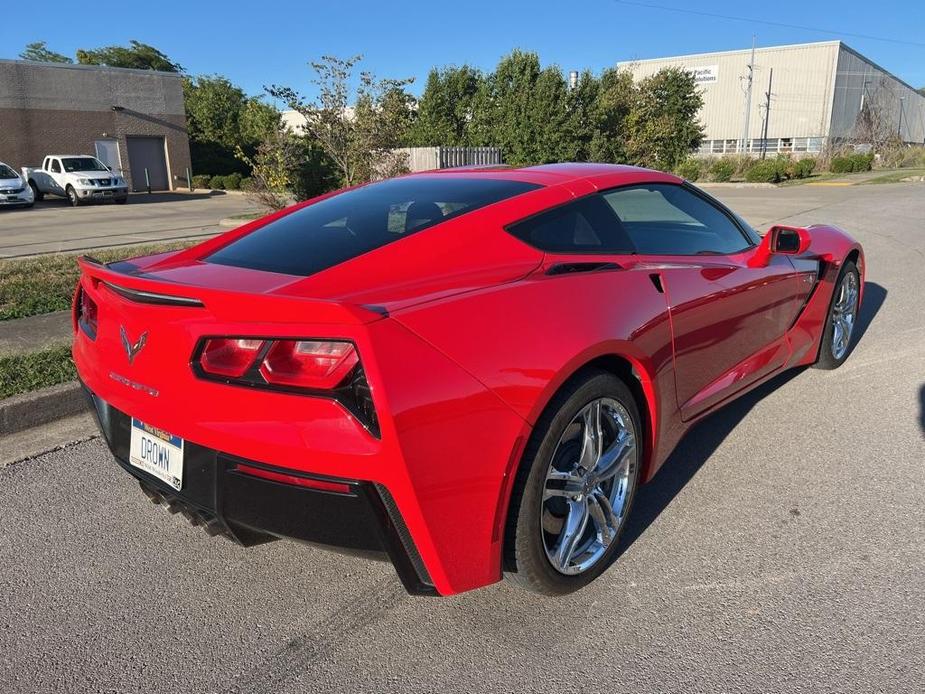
5, 196, 19, 201
129, 418, 184, 490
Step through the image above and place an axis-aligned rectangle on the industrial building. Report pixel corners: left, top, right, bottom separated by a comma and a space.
0, 59, 192, 191
619, 41, 925, 156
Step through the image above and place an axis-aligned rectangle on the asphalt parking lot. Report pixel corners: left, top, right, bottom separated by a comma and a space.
0, 192, 255, 258
1, 182, 923, 693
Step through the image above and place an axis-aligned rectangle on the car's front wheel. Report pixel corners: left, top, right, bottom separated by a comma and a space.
505, 369, 641, 595
815, 259, 860, 369
66, 186, 81, 207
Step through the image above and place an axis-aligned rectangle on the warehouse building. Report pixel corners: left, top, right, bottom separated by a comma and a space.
619, 41, 925, 156
0, 59, 191, 191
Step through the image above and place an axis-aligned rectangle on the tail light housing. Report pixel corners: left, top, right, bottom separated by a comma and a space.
193, 337, 378, 436
75, 286, 98, 339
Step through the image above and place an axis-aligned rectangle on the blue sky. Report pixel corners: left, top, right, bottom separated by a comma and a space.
3, 0, 923, 100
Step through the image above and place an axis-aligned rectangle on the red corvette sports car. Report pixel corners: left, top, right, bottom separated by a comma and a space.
73, 164, 864, 596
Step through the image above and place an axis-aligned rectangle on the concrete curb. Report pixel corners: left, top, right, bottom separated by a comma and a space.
0, 381, 89, 437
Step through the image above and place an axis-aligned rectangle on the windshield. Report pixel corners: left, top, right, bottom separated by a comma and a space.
62, 157, 108, 173
207, 176, 540, 277
0, 164, 18, 179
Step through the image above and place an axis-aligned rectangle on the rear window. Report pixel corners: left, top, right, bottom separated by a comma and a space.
207, 176, 540, 276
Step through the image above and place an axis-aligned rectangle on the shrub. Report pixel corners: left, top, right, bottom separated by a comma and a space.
745, 160, 784, 183
240, 176, 254, 191
223, 172, 243, 190
675, 159, 701, 181
709, 159, 736, 182
830, 153, 874, 173
208, 174, 226, 190
790, 157, 816, 179
191, 174, 211, 189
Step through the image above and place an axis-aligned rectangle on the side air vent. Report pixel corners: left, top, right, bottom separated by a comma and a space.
103, 281, 204, 307
546, 262, 622, 276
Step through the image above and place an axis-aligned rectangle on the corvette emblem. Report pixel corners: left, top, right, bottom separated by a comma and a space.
120, 326, 148, 365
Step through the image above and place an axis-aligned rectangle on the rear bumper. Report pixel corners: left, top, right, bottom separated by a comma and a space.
82, 383, 437, 596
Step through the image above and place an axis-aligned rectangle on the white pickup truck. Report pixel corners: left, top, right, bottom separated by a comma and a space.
23, 155, 128, 206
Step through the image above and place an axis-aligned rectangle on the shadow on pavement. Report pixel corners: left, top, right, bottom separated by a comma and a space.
617, 368, 805, 557
618, 280, 888, 556
848, 281, 887, 359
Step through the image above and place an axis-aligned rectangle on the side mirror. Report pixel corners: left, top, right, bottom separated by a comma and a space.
748, 225, 811, 267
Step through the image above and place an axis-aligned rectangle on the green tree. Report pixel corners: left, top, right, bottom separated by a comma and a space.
470, 50, 573, 166
183, 76, 247, 147
266, 55, 415, 186
76, 40, 182, 72
409, 66, 483, 146
588, 68, 635, 163
19, 41, 72, 64
625, 67, 704, 171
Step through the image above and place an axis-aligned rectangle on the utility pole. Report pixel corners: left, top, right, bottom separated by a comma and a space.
741, 35, 756, 154
760, 68, 773, 159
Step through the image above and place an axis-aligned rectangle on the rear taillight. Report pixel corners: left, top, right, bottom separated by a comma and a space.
193, 337, 378, 435
76, 287, 98, 339
200, 338, 265, 378
259, 340, 359, 390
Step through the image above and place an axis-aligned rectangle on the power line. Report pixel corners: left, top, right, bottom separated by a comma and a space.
612, 0, 925, 48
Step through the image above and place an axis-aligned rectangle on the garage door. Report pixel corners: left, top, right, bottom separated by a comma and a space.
126, 136, 169, 191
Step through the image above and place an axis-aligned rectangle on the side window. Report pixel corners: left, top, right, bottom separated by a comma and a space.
507, 195, 634, 254
602, 184, 752, 255
50, 159, 61, 174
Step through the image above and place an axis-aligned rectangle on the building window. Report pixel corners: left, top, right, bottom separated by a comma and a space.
724, 139, 737, 153
712, 140, 725, 154
780, 138, 793, 152
807, 138, 823, 153
793, 138, 808, 152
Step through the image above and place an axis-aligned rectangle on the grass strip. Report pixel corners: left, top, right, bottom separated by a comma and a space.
0, 240, 197, 321
862, 169, 925, 185
0, 343, 75, 399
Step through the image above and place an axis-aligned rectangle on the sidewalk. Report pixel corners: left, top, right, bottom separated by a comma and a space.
0, 310, 72, 357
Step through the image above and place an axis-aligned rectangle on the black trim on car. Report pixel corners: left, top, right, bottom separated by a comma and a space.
103, 281, 205, 307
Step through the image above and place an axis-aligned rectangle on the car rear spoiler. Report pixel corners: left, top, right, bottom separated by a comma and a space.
76, 256, 387, 326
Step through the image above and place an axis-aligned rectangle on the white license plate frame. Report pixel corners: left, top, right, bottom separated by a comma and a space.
129, 418, 184, 490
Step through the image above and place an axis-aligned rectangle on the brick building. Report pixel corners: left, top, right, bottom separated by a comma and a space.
0, 59, 191, 191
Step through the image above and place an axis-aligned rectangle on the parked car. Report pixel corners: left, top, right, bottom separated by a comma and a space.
0, 161, 35, 208
73, 164, 864, 597
23, 155, 128, 206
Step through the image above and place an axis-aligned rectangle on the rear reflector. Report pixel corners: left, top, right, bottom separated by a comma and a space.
259, 340, 359, 390
234, 464, 351, 493
199, 338, 265, 378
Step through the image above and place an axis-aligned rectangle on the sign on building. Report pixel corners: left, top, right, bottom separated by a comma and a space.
688, 65, 719, 84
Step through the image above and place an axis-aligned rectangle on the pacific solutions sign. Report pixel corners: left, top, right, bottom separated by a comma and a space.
688, 65, 719, 84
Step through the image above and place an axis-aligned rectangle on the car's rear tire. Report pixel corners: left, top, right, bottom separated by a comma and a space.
504, 369, 642, 595
29, 181, 43, 201
66, 186, 81, 207
815, 260, 860, 370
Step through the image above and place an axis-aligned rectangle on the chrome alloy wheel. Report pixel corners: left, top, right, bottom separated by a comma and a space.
831, 270, 859, 360
541, 398, 638, 575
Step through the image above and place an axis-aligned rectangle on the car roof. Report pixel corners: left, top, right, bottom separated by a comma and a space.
407, 162, 681, 187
